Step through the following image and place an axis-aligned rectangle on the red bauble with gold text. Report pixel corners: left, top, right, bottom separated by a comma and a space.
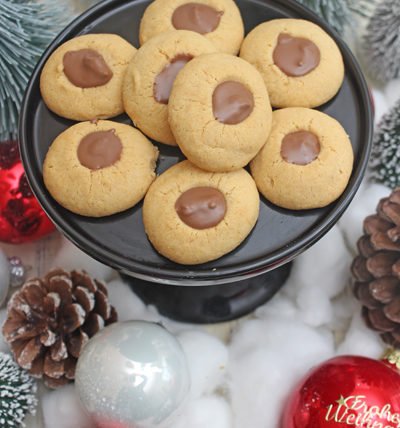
0, 141, 54, 243
282, 353, 400, 428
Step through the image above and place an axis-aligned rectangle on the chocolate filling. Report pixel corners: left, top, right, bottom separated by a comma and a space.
212, 81, 254, 125
63, 49, 113, 88
281, 131, 320, 165
154, 54, 194, 104
77, 130, 122, 170
175, 187, 227, 229
172, 3, 223, 34
273, 33, 320, 77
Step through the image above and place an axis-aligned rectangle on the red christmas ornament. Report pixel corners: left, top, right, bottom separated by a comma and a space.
0, 141, 54, 243
95, 419, 127, 428
282, 351, 400, 428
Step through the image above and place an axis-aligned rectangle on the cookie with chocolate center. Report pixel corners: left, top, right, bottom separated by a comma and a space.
40, 34, 136, 121
43, 121, 159, 217
250, 108, 354, 210
168, 53, 272, 172
143, 160, 259, 265
240, 19, 344, 108
139, 0, 244, 55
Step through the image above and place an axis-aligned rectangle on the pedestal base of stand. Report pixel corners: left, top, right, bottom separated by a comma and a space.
122, 263, 292, 324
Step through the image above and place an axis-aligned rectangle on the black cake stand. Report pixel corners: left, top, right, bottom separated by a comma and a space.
19, 0, 373, 323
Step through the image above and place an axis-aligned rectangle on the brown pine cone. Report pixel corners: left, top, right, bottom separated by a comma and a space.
2, 269, 117, 389
351, 188, 400, 348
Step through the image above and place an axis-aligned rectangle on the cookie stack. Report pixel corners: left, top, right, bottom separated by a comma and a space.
40, 0, 354, 265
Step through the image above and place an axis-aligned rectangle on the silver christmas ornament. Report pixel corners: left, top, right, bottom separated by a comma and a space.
0, 250, 9, 307
8, 257, 27, 288
0, 253, 28, 309
76, 321, 190, 428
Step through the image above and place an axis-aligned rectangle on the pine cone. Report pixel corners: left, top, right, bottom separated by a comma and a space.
2, 269, 117, 388
351, 188, 400, 347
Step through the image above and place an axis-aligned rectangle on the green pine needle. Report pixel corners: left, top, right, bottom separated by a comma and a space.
0, 352, 37, 428
0, 0, 74, 141
347, 0, 379, 19
296, 0, 350, 33
363, 0, 400, 83
296, 0, 377, 33
370, 99, 400, 189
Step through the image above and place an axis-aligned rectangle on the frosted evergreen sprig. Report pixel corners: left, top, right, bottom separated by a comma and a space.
296, 0, 377, 33
0, 0, 74, 141
370, 99, 400, 189
296, 0, 350, 33
347, 0, 378, 19
363, 0, 400, 83
0, 352, 37, 428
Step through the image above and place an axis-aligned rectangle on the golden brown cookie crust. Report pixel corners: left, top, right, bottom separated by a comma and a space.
123, 30, 216, 146
240, 19, 344, 108
40, 34, 136, 121
43, 121, 159, 217
168, 53, 272, 172
139, 0, 244, 55
143, 160, 260, 265
250, 108, 354, 210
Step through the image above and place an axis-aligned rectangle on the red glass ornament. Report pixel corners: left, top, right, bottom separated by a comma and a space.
282, 353, 400, 428
95, 420, 127, 428
0, 141, 54, 243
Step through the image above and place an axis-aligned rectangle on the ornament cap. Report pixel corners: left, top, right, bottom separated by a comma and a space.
383, 348, 400, 370
8, 256, 29, 288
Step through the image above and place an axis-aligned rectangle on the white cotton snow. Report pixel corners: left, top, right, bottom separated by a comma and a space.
255, 293, 299, 321
337, 311, 384, 358
106, 278, 159, 323
383, 78, 400, 111
177, 330, 229, 399
42, 384, 92, 428
371, 88, 390, 124
172, 395, 232, 428
282, 226, 351, 327
228, 319, 335, 428
51, 238, 114, 282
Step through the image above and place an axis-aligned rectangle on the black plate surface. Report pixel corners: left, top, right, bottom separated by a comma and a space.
20, 0, 373, 285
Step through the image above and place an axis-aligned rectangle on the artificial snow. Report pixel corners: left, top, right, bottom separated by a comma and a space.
384, 79, 400, 111
229, 318, 334, 428
42, 385, 92, 428
177, 331, 229, 399
172, 396, 232, 428
107, 278, 158, 323
372, 88, 391, 124
51, 238, 114, 282
337, 311, 383, 358
283, 225, 351, 327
